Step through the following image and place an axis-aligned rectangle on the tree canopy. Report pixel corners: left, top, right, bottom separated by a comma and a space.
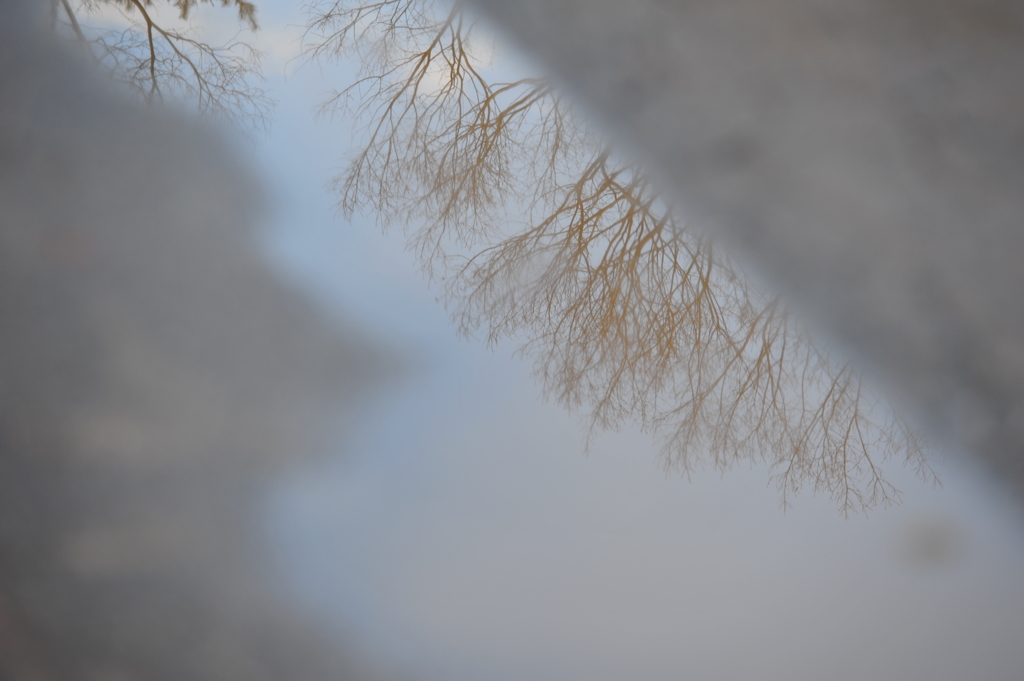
56, 0, 270, 132
59, 0, 935, 513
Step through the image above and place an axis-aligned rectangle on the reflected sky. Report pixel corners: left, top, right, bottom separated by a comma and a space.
231, 2, 1024, 679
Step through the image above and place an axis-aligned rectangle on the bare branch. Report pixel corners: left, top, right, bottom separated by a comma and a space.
58, 0, 271, 135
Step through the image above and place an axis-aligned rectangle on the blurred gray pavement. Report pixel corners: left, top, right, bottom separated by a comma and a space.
0, 5, 390, 680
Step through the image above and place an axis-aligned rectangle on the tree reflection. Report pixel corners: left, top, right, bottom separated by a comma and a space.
57, 0, 270, 133
308, 0, 935, 513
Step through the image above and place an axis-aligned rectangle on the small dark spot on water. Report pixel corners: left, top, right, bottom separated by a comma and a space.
706, 133, 762, 173
899, 514, 963, 569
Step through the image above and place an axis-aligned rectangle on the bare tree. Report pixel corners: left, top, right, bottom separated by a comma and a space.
307, 0, 935, 513
55, 0, 271, 133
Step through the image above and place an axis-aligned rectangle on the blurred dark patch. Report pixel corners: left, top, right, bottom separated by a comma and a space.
898, 515, 963, 569
0, 5, 392, 680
